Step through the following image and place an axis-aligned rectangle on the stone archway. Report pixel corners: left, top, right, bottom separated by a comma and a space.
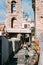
11, 1, 16, 13
11, 17, 16, 28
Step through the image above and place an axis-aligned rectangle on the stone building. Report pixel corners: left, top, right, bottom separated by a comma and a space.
5, 0, 23, 29
5, 0, 34, 34
35, 0, 43, 38
32, 0, 43, 65
32, 0, 43, 38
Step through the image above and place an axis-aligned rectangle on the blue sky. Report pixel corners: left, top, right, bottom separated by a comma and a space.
0, 0, 34, 23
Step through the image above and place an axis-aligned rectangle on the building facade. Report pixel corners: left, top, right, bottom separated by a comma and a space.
35, 0, 43, 37
32, 0, 43, 38
5, 0, 23, 29
5, 0, 34, 33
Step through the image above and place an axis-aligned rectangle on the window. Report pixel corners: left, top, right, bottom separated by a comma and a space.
24, 24, 27, 28
11, 1, 16, 13
11, 17, 16, 28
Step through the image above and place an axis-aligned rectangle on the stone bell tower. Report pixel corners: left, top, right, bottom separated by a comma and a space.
5, 0, 23, 29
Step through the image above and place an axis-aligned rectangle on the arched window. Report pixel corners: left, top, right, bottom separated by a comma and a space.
11, 1, 16, 13
11, 17, 16, 28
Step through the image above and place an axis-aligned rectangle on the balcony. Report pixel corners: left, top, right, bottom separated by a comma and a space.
6, 28, 31, 33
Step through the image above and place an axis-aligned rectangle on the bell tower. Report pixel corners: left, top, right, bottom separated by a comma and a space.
5, 0, 23, 29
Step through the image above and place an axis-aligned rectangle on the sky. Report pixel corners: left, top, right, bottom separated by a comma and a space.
0, 0, 34, 23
